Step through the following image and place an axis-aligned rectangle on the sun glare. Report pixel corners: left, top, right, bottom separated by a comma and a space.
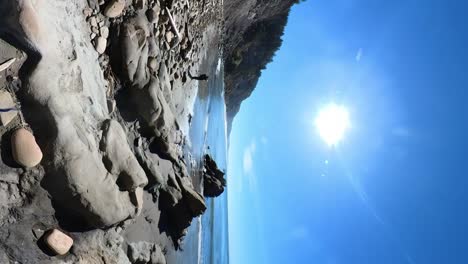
315, 103, 350, 147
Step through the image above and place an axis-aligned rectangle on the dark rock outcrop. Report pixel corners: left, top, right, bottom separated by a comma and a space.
223, 0, 302, 132
202, 154, 226, 197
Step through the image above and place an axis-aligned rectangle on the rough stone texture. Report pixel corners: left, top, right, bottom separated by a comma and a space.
100, 26, 109, 38
223, 0, 301, 133
95, 36, 107, 54
0, 0, 222, 262
131, 187, 144, 215
128, 242, 166, 264
44, 229, 73, 255
11, 128, 43, 167
202, 154, 226, 197
100, 119, 148, 191
104, 0, 126, 18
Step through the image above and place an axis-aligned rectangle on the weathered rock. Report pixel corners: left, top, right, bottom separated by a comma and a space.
180, 180, 206, 217
72, 230, 130, 263
128, 242, 152, 263
0, 90, 17, 126
104, 0, 125, 18
128, 242, 166, 264
44, 229, 73, 255
107, 99, 116, 114
89, 16, 98, 27
83, 7, 93, 17
100, 26, 109, 38
224, 0, 300, 133
130, 187, 144, 215
165, 31, 174, 44
121, 16, 150, 88
202, 154, 226, 197
146, 7, 159, 24
134, 0, 146, 10
148, 57, 157, 71
95, 36, 107, 54
100, 119, 148, 191
150, 244, 166, 264
11, 128, 43, 168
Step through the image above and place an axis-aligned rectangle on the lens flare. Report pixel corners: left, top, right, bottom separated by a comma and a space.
315, 103, 350, 146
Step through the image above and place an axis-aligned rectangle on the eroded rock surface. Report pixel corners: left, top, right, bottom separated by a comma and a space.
223, 0, 301, 132
0, 0, 223, 262
202, 154, 226, 197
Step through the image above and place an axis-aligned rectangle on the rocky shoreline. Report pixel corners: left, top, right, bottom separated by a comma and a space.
0, 0, 223, 263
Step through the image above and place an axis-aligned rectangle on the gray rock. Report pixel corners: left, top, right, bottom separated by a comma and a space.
100, 26, 109, 38
128, 241, 152, 263
83, 7, 93, 17
148, 57, 157, 71
73, 230, 131, 263
128, 242, 166, 264
104, 0, 126, 18
150, 244, 166, 264
146, 7, 159, 24
95, 36, 107, 54
89, 16, 98, 27
121, 15, 150, 88
107, 99, 116, 114
100, 120, 148, 191
202, 154, 226, 197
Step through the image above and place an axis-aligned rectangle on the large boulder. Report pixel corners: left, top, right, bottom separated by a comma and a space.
202, 154, 226, 197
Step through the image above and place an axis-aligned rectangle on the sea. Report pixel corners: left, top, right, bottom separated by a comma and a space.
170, 57, 229, 264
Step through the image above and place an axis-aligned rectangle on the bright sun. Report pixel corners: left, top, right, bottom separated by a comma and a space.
315, 103, 350, 147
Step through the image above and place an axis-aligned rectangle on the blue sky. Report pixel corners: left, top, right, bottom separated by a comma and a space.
228, 0, 468, 263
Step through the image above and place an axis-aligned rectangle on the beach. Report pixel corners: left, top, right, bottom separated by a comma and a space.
0, 0, 227, 263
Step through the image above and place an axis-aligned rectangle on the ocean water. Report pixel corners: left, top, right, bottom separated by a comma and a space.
172, 57, 229, 264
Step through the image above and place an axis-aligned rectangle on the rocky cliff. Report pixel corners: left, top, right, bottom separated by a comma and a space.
223, 0, 301, 132
0, 0, 223, 263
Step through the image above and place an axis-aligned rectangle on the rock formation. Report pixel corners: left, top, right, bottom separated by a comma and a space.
0, 0, 298, 261
223, 0, 302, 132
202, 154, 226, 197
0, 0, 222, 262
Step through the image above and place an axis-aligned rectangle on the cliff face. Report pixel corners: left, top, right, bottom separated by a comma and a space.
223, 0, 300, 132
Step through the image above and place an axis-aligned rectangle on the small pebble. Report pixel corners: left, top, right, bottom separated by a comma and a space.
165, 31, 174, 44
90, 16, 98, 27
83, 7, 92, 17
95, 37, 107, 54
146, 8, 158, 23
11, 128, 42, 168
45, 229, 73, 255
100, 26, 109, 38
148, 57, 157, 71
104, 0, 125, 18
